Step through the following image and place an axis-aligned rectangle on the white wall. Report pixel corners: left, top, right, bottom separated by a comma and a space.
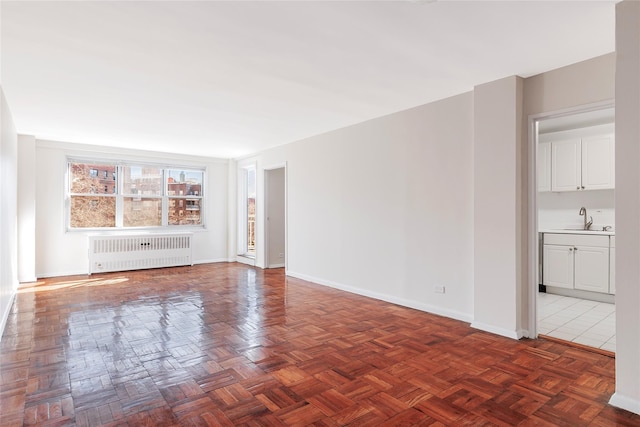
241, 56, 615, 336
611, 0, 640, 415
524, 53, 615, 115
32, 139, 231, 277
18, 134, 36, 282
538, 190, 615, 230
0, 87, 19, 339
248, 92, 475, 321
473, 76, 526, 339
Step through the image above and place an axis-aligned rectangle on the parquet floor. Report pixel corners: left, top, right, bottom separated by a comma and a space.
2, 263, 639, 426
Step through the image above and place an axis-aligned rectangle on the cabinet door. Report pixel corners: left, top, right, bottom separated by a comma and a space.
543, 245, 574, 289
582, 134, 615, 190
537, 141, 551, 192
574, 245, 610, 293
609, 246, 615, 294
551, 139, 581, 192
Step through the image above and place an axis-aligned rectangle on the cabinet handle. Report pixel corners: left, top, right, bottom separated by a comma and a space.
569, 248, 573, 251
581, 186, 585, 189
574, 247, 578, 251
577, 186, 580, 190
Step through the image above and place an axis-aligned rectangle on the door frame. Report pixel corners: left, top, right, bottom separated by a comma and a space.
527, 99, 614, 339
263, 163, 287, 271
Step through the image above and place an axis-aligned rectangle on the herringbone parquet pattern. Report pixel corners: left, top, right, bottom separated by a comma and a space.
1, 263, 638, 426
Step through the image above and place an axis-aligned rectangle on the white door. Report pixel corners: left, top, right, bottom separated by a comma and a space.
582, 134, 615, 190
551, 138, 581, 191
537, 141, 551, 192
574, 246, 610, 293
265, 167, 286, 269
543, 245, 574, 289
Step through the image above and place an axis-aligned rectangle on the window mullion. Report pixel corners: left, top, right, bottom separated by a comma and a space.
162, 169, 168, 226
115, 165, 124, 227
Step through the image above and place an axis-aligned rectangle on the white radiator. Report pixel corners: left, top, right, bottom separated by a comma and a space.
88, 233, 193, 274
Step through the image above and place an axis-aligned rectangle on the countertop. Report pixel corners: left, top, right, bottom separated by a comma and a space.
539, 228, 615, 236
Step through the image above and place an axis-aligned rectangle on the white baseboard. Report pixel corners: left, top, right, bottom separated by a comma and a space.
470, 321, 525, 340
546, 286, 615, 304
267, 263, 285, 269
236, 256, 256, 266
286, 270, 472, 323
0, 291, 16, 343
37, 269, 87, 278
37, 259, 236, 278
194, 258, 235, 265
610, 393, 640, 416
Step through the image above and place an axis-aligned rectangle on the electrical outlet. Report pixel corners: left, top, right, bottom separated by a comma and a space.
434, 285, 445, 294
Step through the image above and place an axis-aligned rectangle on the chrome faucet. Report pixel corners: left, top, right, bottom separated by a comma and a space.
579, 207, 593, 230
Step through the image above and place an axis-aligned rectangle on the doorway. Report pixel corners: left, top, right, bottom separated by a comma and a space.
264, 166, 286, 269
533, 104, 615, 352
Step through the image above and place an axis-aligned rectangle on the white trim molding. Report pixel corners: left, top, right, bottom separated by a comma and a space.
266, 263, 285, 269
610, 393, 640, 415
286, 270, 473, 324
194, 258, 235, 265
236, 255, 256, 266
0, 291, 17, 343
526, 100, 615, 340
470, 321, 525, 340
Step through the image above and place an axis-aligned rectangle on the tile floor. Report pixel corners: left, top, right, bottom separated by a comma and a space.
537, 292, 616, 352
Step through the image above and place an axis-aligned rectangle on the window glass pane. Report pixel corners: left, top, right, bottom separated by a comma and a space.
122, 166, 162, 196
70, 196, 116, 228
167, 170, 203, 196
70, 163, 116, 194
123, 197, 162, 227
169, 198, 201, 225
247, 168, 256, 255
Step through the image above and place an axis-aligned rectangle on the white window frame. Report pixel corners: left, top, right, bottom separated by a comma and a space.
237, 162, 257, 257
66, 158, 207, 231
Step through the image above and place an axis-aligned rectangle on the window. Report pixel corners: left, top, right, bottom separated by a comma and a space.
167, 169, 203, 225
69, 163, 116, 228
68, 161, 205, 229
238, 165, 256, 256
122, 166, 162, 227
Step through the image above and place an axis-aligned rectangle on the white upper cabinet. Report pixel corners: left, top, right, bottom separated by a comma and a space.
581, 134, 615, 190
537, 141, 551, 192
551, 138, 582, 192
541, 126, 615, 192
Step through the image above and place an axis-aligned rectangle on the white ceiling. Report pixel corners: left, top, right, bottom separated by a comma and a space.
1, 1, 616, 159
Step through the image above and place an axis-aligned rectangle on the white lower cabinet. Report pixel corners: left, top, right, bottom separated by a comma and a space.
573, 246, 610, 293
543, 244, 574, 289
543, 233, 611, 294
